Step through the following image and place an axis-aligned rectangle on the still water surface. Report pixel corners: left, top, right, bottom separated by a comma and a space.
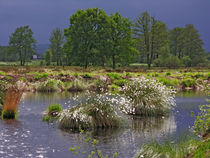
0, 92, 208, 158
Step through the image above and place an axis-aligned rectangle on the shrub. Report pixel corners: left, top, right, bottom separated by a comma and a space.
37, 79, 64, 92
109, 84, 120, 93
67, 80, 87, 92
120, 78, 176, 116
58, 94, 123, 129
73, 73, 79, 77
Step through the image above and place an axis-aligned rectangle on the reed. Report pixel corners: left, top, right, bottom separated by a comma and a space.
1, 81, 25, 119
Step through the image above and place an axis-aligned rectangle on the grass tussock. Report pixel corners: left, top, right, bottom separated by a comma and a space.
120, 78, 176, 116
58, 94, 122, 129
67, 79, 88, 92
36, 79, 64, 92
42, 104, 63, 122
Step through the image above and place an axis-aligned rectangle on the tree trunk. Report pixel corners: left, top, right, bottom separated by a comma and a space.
112, 55, 116, 69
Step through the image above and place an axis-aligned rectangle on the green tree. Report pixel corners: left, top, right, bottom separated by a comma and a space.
50, 28, 65, 66
9, 25, 36, 66
44, 49, 52, 66
109, 12, 137, 69
134, 11, 168, 67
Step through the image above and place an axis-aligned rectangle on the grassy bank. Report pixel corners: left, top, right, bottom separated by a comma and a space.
0, 66, 209, 93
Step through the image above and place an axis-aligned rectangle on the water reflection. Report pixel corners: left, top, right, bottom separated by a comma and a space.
0, 92, 208, 158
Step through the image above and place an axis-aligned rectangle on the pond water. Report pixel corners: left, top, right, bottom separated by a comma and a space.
0, 92, 208, 158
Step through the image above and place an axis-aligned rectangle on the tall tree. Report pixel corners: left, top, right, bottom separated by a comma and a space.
44, 49, 52, 66
134, 11, 168, 67
109, 12, 136, 69
9, 26, 36, 66
50, 28, 65, 66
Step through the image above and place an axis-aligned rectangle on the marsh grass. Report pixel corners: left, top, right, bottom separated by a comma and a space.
67, 79, 87, 92
1, 81, 25, 119
37, 79, 64, 92
120, 78, 176, 116
42, 104, 63, 122
58, 94, 123, 129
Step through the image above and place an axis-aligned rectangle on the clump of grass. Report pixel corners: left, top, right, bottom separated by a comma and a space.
181, 78, 196, 88
0, 71, 6, 76
151, 73, 160, 77
19, 77, 27, 82
158, 77, 179, 87
73, 73, 79, 78
58, 94, 122, 129
135, 138, 195, 158
165, 72, 171, 76
113, 79, 127, 87
120, 78, 176, 116
107, 73, 121, 80
81, 73, 92, 79
67, 80, 87, 92
93, 79, 107, 92
37, 79, 64, 92
1, 110, 17, 119
109, 84, 120, 94
43, 104, 62, 122
34, 72, 49, 81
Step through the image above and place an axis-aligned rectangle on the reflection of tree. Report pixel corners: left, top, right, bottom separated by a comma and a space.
129, 115, 176, 137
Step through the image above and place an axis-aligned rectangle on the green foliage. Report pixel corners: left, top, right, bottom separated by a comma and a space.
9, 25, 36, 66
181, 78, 196, 87
73, 73, 79, 77
44, 49, 52, 66
67, 80, 87, 92
19, 77, 27, 82
50, 28, 65, 66
34, 73, 49, 81
157, 77, 179, 87
193, 104, 210, 136
153, 55, 181, 68
113, 79, 127, 87
37, 79, 64, 92
165, 72, 171, 76
82, 73, 92, 78
47, 104, 63, 113
0, 71, 6, 76
109, 84, 120, 94
1, 110, 17, 120
107, 73, 121, 80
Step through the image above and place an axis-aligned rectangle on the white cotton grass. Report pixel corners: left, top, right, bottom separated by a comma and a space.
58, 93, 123, 129
119, 77, 176, 116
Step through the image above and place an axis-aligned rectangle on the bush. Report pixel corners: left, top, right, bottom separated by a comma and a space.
157, 77, 179, 87
165, 72, 171, 76
120, 78, 176, 116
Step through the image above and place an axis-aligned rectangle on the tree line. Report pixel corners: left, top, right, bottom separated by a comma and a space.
0, 8, 209, 68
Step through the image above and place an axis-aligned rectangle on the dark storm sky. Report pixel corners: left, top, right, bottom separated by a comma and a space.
0, 0, 210, 51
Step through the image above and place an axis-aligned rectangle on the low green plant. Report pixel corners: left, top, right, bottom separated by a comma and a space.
73, 73, 79, 77
19, 77, 27, 82
107, 73, 121, 80
0, 71, 6, 76
1, 110, 17, 120
43, 104, 62, 122
165, 72, 171, 76
67, 80, 87, 92
181, 78, 196, 88
82, 73, 92, 78
37, 79, 64, 92
35, 73, 49, 81
192, 104, 210, 136
113, 79, 127, 87
109, 84, 120, 93
158, 77, 179, 87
